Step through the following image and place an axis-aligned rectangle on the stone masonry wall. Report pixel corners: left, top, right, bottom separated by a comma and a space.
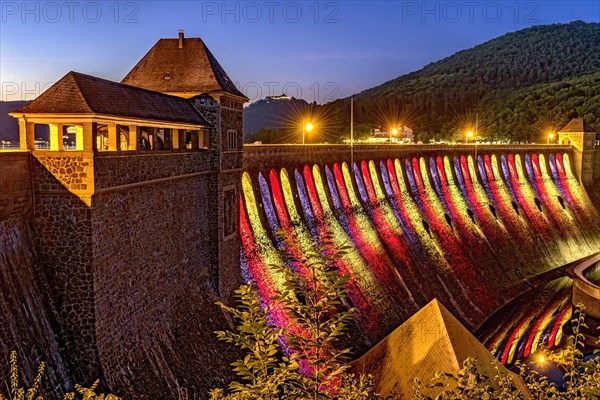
29, 152, 98, 383
94, 150, 217, 189
217, 106, 243, 301
91, 152, 239, 399
0, 152, 32, 218
0, 213, 71, 397
193, 96, 244, 301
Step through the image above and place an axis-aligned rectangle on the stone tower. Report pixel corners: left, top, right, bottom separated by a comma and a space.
122, 30, 248, 299
7, 33, 248, 398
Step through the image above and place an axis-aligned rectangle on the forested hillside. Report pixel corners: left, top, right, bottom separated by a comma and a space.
324, 20, 600, 142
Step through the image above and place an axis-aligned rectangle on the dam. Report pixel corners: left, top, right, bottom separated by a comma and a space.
1, 31, 600, 399
240, 144, 600, 353
1, 140, 600, 398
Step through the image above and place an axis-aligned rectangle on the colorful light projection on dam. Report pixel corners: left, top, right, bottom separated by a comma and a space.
240, 152, 600, 347
480, 277, 573, 365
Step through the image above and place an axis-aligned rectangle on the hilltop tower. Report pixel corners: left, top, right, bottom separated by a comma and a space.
8, 33, 247, 397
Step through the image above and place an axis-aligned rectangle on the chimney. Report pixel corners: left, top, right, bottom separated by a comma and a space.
178, 29, 184, 49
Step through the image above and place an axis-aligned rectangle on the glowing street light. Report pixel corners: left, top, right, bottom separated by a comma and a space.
302, 122, 313, 145
538, 355, 545, 364
466, 131, 473, 144
547, 132, 554, 144
390, 127, 399, 144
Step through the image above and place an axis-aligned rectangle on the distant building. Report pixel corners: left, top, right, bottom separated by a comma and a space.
369, 125, 413, 143
557, 117, 596, 150
270, 94, 291, 101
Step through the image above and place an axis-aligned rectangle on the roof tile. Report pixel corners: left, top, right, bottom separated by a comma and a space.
14, 71, 209, 126
122, 37, 247, 100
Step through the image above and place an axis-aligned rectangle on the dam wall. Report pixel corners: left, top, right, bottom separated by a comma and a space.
0, 152, 70, 394
1, 142, 598, 398
90, 151, 239, 398
0, 149, 241, 399
240, 145, 600, 350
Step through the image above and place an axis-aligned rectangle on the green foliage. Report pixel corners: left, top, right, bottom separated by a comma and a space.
478, 71, 600, 142
413, 356, 532, 400
414, 304, 600, 399
0, 351, 119, 400
273, 234, 356, 395
210, 234, 383, 399
325, 21, 600, 142
209, 285, 300, 399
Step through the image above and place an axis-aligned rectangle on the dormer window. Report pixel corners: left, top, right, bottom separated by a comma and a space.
164, 71, 171, 79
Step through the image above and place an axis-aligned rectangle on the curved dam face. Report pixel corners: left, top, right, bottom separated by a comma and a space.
240, 148, 600, 348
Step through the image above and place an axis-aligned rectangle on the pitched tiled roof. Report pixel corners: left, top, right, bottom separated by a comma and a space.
559, 117, 596, 133
14, 72, 209, 126
121, 37, 248, 100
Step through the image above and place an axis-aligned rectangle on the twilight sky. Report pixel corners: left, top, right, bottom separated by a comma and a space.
1, 1, 599, 103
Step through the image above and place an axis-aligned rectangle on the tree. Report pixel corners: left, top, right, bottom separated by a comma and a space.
272, 234, 356, 397
210, 234, 382, 400
209, 285, 299, 400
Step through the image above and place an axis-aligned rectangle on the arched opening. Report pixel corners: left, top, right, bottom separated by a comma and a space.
119, 126, 129, 150
488, 204, 498, 219
444, 213, 453, 231
511, 201, 520, 216
467, 208, 476, 224
561, 137, 572, 145
534, 197, 543, 213
140, 129, 152, 150
154, 135, 164, 150
96, 125, 108, 151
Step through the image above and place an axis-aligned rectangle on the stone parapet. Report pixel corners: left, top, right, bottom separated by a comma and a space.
94, 150, 217, 190
243, 144, 573, 173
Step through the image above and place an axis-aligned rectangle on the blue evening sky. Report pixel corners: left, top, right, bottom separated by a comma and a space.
1, 1, 598, 103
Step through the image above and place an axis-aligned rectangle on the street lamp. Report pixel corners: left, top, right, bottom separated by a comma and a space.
302, 122, 313, 145
547, 132, 554, 144
390, 128, 398, 144
466, 131, 473, 144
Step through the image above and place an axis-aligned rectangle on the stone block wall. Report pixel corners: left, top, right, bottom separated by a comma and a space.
90, 155, 238, 398
0, 152, 32, 218
217, 105, 243, 301
0, 213, 71, 396
1, 144, 244, 397
29, 152, 98, 382
31, 151, 95, 202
